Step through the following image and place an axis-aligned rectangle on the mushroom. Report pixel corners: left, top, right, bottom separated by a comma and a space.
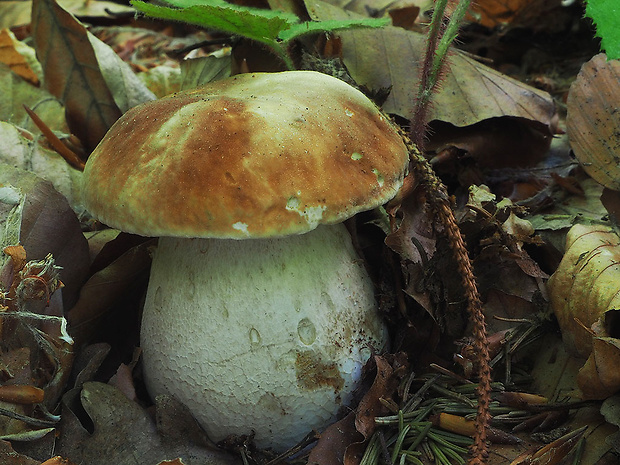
81, 71, 409, 450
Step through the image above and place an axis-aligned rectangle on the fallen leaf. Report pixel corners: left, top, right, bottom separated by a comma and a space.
155, 395, 215, 451
0, 439, 39, 465
56, 382, 240, 465
87, 32, 157, 112
548, 224, 620, 399
528, 178, 607, 234
567, 53, 620, 190
510, 426, 586, 465
40, 457, 77, 465
548, 224, 620, 357
0, 29, 39, 85
385, 185, 436, 314
140, 65, 183, 98
307, 412, 361, 465
308, 354, 406, 465
0, 64, 68, 135
67, 239, 153, 346
601, 395, 620, 453
305, 0, 556, 127
468, 0, 562, 30
0, 123, 82, 208
0, 164, 89, 307
578, 336, 620, 400
180, 55, 232, 91
31, 0, 122, 151
0, 0, 134, 28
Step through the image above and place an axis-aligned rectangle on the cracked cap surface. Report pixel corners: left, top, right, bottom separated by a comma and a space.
82, 71, 409, 238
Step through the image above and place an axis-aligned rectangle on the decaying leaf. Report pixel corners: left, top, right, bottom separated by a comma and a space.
308, 354, 406, 465
510, 425, 586, 465
0, 124, 82, 207
385, 185, 436, 314
0, 439, 40, 465
0, 29, 39, 85
0, 63, 67, 135
601, 395, 620, 453
548, 224, 620, 356
0, 164, 89, 306
567, 53, 620, 191
67, 237, 153, 346
468, 0, 563, 30
0, 0, 134, 29
56, 382, 240, 465
0, 250, 73, 446
31, 0, 122, 151
578, 336, 620, 400
548, 223, 620, 399
306, 0, 555, 125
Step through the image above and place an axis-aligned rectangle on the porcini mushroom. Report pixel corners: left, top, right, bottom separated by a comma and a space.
82, 71, 409, 450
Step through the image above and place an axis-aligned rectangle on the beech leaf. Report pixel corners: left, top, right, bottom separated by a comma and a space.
0, 29, 40, 85
567, 54, 620, 190
31, 0, 122, 151
548, 223, 620, 399
306, 0, 556, 128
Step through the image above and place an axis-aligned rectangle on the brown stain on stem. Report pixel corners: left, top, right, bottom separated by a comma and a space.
295, 351, 344, 393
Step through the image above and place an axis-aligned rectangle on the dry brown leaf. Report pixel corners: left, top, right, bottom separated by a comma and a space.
40, 457, 78, 465
0, 164, 89, 307
510, 426, 586, 465
385, 185, 436, 314
306, 0, 556, 129
307, 354, 405, 465
66, 239, 153, 346
307, 412, 362, 465
567, 53, 620, 191
0, 439, 40, 465
468, 0, 562, 29
41, 455, 76, 465
31, 0, 122, 151
0, 29, 39, 85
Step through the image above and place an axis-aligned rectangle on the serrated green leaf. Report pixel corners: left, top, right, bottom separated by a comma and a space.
158, 0, 229, 7
585, 0, 620, 60
278, 17, 390, 42
131, 0, 297, 44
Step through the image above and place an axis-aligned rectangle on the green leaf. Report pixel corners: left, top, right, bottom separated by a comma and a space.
278, 17, 389, 42
130, 0, 389, 70
131, 0, 298, 45
585, 0, 620, 60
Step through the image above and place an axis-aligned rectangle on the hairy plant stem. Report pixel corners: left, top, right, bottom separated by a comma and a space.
402, 0, 490, 462
398, 127, 491, 464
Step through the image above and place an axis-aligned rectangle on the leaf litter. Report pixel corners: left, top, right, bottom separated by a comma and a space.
0, 0, 619, 464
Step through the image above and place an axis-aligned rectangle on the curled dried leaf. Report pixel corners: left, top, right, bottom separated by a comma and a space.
548, 223, 620, 399
548, 224, 620, 356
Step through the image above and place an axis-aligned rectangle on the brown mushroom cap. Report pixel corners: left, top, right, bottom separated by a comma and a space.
82, 71, 409, 238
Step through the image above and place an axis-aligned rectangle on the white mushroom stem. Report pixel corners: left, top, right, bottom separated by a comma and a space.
140, 223, 389, 451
